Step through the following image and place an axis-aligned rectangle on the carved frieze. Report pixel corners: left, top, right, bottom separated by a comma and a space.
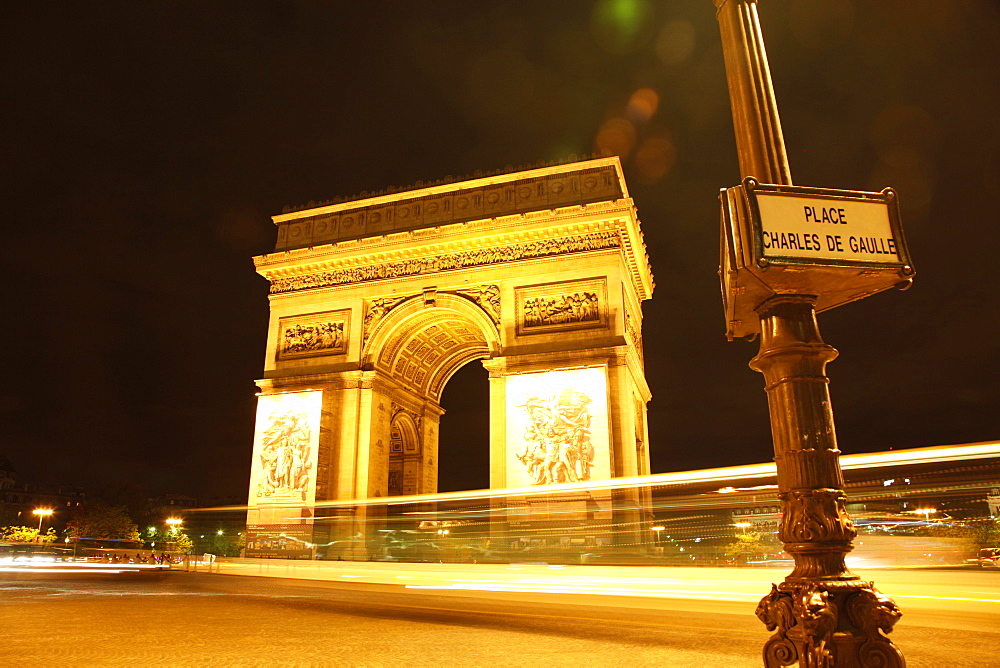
515, 277, 608, 336
269, 231, 621, 294
276, 310, 350, 361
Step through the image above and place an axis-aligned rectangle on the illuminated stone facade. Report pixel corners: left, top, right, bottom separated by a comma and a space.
248, 157, 653, 554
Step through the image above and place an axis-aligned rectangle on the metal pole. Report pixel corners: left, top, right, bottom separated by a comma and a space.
713, 2, 905, 665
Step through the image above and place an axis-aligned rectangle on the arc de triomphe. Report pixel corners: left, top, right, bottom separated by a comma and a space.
245, 157, 653, 556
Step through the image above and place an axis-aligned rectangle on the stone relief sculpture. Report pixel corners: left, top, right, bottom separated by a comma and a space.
523, 292, 600, 328
280, 321, 345, 356
456, 284, 501, 324
387, 469, 403, 494
516, 388, 596, 485
268, 231, 621, 293
625, 308, 644, 364
256, 409, 314, 501
362, 295, 409, 345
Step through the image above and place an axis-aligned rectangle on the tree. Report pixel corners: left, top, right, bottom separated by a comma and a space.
923, 519, 1000, 550
724, 530, 782, 562
173, 532, 193, 554
64, 501, 140, 541
967, 518, 1000, 548
0, 526, 57, 544
198, 531, 245, 557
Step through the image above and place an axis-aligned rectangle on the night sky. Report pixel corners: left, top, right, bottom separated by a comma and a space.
3, 1, 998, 500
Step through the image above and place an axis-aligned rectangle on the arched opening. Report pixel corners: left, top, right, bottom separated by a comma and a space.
388, 410, 420, 497
437, 360, 490, 492
361, 292, 500, 498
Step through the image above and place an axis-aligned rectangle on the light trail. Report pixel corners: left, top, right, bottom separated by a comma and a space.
405, 583, 760, 600
0, 567, 135, 574
192, 440, 1000, 515
890, 594, 1000, 605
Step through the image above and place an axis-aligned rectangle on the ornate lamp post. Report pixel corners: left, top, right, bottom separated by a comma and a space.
712, 1, 908, 665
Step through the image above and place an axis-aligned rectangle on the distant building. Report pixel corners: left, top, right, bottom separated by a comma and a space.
0, 454, 86, 531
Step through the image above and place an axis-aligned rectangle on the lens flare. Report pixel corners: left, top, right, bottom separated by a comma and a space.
634, 135, 677, 184
655, 19, 696, 65
626, 88, 659, 124
590, 0, 654, 55
594, 117, 637, 160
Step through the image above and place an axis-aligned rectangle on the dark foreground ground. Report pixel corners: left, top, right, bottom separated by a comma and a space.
1, 570, 998, 666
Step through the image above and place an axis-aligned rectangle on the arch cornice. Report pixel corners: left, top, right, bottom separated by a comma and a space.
255, 201, 653, 301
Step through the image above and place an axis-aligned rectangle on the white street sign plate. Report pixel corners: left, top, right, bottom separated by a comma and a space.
755, 193, 899, 263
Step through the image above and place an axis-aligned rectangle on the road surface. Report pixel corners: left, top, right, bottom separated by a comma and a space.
1, 567, 997, 666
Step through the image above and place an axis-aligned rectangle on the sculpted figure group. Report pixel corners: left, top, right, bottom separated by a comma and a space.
523, 292, 599, 328
516, 388, 596, 485
281, 321, 345, 355
257, 409, 314, 500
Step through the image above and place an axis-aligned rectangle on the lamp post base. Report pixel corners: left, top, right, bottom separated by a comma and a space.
749, 295, 906, 666
757, 579, 904, 668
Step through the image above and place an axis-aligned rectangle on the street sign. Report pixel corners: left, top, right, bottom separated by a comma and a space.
748, 181, 907, 267
720, 178, 914, 340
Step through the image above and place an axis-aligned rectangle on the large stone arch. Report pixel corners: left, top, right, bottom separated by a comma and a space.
244, 157, 654, 558
353, 293, 501, 499
362, 291, 501, 402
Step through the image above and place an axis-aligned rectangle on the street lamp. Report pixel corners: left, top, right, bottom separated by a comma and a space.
733, 522, 752, 537
33, 508, 53, 532
651, 525, 665, 552
165, 517, 183, 534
